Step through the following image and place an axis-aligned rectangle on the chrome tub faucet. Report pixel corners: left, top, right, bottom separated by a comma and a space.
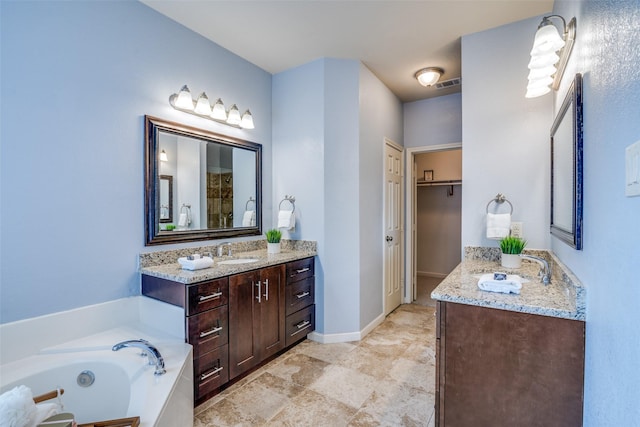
519, 254, 552, 285
112, 339, 166, 375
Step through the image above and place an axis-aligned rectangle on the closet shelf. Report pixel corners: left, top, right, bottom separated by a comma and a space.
417, 179, 462, 187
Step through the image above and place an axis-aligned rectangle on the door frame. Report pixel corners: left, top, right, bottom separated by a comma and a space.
383, 138, 404, 316
404, 143, 462, 303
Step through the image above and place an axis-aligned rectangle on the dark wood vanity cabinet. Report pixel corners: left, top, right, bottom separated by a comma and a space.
228, 265, 286, 379
435, 301, 585, 427
142, 256, 315, 405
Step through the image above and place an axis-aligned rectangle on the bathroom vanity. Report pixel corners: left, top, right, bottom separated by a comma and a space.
139, 241, 316, 405
431, 248, 585, 427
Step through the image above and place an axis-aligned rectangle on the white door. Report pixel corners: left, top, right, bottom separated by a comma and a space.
384, 140, 403, 316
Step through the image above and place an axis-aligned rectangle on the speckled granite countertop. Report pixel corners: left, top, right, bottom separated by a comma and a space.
431, 247, 585, 321
139, 239, 317, 284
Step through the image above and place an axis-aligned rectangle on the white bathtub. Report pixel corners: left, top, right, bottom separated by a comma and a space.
0, 298, 193, 427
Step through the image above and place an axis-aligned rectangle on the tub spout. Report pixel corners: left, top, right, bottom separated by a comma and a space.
112, 339, 166, 375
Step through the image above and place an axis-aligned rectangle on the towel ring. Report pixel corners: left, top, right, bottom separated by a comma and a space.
278, 195, 296, 213
486, 193, 513, 214
245, 197, 256, 210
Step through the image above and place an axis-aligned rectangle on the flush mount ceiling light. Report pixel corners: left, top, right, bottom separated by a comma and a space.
526, 15, 576, 98
169, 85, 255, 129
415, 67, 444, 87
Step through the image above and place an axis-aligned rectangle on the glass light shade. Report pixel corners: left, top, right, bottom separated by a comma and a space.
160, 150, 168, 161
525, 85, 551, 98
531, 23, 565, 55
240, 110, 255, 129
227, 104, 241, 125
528, 65, 557, 80
527, 76, 554, 89
211, 98, 227, 121
415, 68, 442, 87
194, 92, 212, 115
528, 52, 560, 69
175, 85, 194, 110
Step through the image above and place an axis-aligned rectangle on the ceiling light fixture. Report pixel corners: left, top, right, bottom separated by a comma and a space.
526, 15, 576, 98
169, 85, 255, 129
415, 67, 444, 87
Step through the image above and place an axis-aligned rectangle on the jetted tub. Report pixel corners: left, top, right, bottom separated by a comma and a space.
0, 327, 193, 427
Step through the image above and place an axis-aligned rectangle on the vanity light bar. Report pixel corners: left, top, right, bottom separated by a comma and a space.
169, 85, 255, 129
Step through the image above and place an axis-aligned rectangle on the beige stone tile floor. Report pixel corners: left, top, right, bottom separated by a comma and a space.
194, 303, 437, 426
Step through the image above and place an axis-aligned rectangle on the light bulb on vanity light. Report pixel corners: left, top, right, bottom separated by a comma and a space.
240, 110, 254, 129
174, 85, 194, 110
226, 104, 241, 125
211, 98, 227, 121
194, 92, 212, 115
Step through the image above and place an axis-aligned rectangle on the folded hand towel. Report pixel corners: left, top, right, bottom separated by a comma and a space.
178, 256, 214, 271
477, 273, 522, 294
178, 213, 189, 227
277, 210, 295, 230
242, 210, 256, 227
486, 213, 511, 240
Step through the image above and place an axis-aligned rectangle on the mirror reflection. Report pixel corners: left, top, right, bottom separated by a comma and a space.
145, 116, 262, 245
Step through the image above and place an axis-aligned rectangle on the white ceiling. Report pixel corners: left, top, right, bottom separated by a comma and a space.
141, 0, 552, 102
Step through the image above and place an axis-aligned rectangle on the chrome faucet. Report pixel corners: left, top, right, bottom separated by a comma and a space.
519, 254, 552, 285
217, 242, 232, 257
112, 339, 166, 375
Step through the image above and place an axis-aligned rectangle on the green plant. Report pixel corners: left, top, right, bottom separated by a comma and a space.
265, 228, 282, 243
165, 224, 176, 231
500, 236, 527, 254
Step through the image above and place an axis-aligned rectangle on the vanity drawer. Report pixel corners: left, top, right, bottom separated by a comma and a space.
186, 278, 228, 316
285, 304, 315, 347
286, 257, 314, 283
187, 305, 228, 358
194, 344, 229, 398
285, 276, 315, 316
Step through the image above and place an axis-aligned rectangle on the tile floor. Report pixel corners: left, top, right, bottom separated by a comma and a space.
194, 303, 437, 426
414, 276, 443, 308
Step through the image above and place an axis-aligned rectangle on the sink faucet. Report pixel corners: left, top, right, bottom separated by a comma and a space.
112, 339, 166, 375
217, 242, 232, 257
519, 254, 552, 285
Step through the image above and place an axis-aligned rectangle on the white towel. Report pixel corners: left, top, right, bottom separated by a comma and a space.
0, 385, 37, 427
242, 210, 256, 227
477, 273, 522, 294
178, 256, 214, 271
277, 210, 295, 230
178, 213, 189, 227
486, 213, 511, 239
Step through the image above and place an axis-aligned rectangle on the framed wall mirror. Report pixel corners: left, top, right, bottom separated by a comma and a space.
550, 73, 583, 250
145, 115, 262, 245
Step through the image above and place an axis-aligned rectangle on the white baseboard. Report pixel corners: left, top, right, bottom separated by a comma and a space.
307, 312, 386, 344
417, 271, 448, 279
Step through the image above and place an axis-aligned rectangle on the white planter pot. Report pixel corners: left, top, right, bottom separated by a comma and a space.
501, 253, 522, 269
267, 242, 281, 254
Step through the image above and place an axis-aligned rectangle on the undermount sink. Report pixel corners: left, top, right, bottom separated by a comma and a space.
218, 258, 260, 265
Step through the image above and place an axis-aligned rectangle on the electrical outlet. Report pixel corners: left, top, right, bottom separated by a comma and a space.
511, 222, 523, 238
626, 140, 640, 197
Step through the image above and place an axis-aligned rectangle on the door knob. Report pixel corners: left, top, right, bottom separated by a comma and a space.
386, 236, 393, 242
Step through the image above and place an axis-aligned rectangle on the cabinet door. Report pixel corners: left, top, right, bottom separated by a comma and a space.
228, 270, 260, 379
258, 265, 286, 360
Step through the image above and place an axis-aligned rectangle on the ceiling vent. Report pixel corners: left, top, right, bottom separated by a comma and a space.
435, 77, 461, 90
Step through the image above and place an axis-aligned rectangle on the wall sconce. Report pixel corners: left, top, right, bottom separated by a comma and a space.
526, 16, 576, 98
415, 67, 444, 87
169, 85, 255, 129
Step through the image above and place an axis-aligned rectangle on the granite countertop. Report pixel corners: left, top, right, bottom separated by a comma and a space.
431, 247, 585, 321
139, 240, 316, 284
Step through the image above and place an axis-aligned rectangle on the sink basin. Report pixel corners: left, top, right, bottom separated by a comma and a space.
218, 258, 260, 265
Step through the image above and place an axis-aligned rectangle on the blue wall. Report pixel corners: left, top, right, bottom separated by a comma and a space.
0, 1, 272, 323
551, 0, 640, 424
404, 93, 462, 148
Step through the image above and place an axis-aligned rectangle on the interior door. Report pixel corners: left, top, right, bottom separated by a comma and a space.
384, 140, 404, 316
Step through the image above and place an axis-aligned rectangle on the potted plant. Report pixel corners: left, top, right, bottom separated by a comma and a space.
500, 236, 527, 268
265, 228, 282, 254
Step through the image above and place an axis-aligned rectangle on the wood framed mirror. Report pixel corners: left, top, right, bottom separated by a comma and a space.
550, 73, 583, 249
145, 115, 262, 245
